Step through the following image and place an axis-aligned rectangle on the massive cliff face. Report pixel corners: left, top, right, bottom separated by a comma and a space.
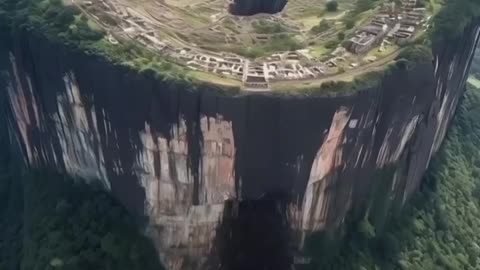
0, 20, 479, 270
229, 0, 288, 15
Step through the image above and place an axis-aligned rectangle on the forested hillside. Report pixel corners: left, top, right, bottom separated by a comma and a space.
471, 46, 480, 76
0, 139, 164, 270
306, 84, 480, 270
0, 128, 22, 270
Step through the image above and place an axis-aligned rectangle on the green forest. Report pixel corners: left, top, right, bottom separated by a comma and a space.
0, 137, 163, 270
305, 83, 480, 270
0, 0, 189, 81
470, 46, 480, 77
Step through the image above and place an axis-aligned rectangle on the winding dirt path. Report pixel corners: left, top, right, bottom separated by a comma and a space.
270, 49, 401, 90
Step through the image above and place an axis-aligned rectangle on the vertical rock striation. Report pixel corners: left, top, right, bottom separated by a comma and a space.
0, 19, 479, 270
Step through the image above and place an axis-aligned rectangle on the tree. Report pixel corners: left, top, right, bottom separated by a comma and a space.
344, 16, 355, 29
53, 5, 80, 28
311, 20, 330, 33
358, 218, 376, 240
70, 20, 105, 41
303, 85, 480, 270
0, 165, 165, 270
325, 39, 338, 49
326, 1, 339, 12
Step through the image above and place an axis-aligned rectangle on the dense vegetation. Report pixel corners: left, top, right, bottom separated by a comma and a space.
432, 0, 480, 42
0, 134, 163, 270
342, 0, 377, 29
325, 1, 339, 12
394, 44, 433, 69
306, 85, 480, 270
232, 34, 304, 58
252, 20, 286, 34
0, 135, 22, 270
0, 0, 475, 96
470, 45, 480, 77
311, 20, 331, 34
0, 0, 103, 44
0, 0, 188, 82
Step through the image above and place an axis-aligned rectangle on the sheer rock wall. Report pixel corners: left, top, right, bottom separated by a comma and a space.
0, 20, 479, 270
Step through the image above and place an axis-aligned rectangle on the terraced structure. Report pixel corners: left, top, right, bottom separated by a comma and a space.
74, 0, 432, 91
2, 0, 480, 269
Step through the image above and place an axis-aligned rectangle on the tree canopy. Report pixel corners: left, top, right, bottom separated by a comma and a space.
305, 85, 480, 270
0, 134, 164, 270
326, 1, 339, 12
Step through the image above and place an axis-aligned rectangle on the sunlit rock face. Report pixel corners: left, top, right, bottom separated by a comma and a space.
0, 19, 479, 270
134, 116, 236, 269
229, 0, 288, 15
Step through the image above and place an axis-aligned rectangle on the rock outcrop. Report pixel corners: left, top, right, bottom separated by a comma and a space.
0, 19, 479, 270
229, 0, 288, 15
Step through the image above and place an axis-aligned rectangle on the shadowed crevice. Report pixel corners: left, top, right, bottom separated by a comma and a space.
229, 0, 288, 16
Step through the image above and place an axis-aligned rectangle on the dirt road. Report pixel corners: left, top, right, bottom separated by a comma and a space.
271, 49, 402, 90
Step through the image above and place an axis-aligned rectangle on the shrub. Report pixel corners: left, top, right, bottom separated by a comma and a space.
325, 39, 338, 49
401, 45, 431, 59
311, 20, 330, 34
432, 0, 480, 42
252, 20, 285, 34
344, 17, 356, 29
358, 218, 376, 240
326, 1, 338, 12
68, 20, 104, 41
266, 34, 304, 51
53, 5, 80, 27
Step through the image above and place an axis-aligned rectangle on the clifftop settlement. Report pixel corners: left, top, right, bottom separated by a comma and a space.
74, 0, 431, 91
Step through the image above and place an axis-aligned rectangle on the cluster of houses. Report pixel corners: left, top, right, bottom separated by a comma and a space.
392, 0, 427, 43
83, 0, 167, 50
345, 0, 427, 54
80, 0, 349, 90
346, 15, 391, 54
180, 50, 332, 90
80, 0, 428, 91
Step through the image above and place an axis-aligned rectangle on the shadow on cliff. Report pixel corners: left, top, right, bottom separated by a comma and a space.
207, 192, 294, 270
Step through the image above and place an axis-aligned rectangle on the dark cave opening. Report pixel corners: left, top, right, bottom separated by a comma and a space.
229, 0, 288, 16
212, 193, 294, 270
